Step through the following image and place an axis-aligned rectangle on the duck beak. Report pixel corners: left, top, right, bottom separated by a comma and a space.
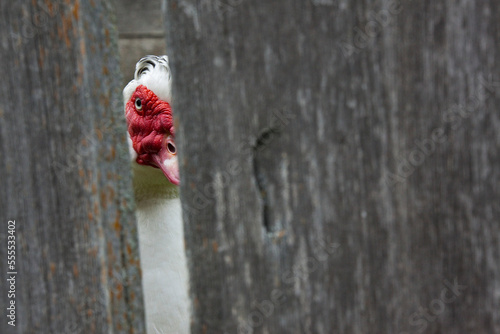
150, 135, 179, 186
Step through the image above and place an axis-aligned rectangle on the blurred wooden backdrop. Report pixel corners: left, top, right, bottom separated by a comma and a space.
115, 0, 166, 87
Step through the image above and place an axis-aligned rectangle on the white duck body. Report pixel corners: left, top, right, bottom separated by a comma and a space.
133, 163, 190, 334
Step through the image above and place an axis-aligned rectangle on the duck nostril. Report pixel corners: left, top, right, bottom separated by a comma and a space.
167, 142, 176, 154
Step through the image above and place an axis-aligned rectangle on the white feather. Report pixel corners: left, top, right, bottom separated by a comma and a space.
134, 180, 190, 334
123, 55, 173, 104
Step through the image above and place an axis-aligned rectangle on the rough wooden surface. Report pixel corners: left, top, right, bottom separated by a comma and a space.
0, 0, 144, 333
165, 0, 500, 333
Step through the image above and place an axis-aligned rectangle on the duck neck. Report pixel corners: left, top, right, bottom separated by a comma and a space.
131, 163, 179, 203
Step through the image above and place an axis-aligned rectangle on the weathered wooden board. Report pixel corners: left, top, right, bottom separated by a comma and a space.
165, 0, 500, 333
0, 0, 144, 333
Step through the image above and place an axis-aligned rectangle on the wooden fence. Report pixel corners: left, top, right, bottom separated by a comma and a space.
1, 0, 499, 333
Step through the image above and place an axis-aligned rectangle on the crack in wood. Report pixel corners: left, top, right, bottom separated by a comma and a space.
252, 126, 281, 233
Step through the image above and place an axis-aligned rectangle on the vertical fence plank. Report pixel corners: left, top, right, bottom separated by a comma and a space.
0, 0, 144, 333
165, 0, 500, 333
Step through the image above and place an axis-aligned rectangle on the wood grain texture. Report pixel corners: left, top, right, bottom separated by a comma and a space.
0, 0, 144, 333
165, 0, 500, 333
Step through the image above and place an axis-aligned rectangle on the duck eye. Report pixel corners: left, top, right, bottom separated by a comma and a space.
135, 98, 142, 110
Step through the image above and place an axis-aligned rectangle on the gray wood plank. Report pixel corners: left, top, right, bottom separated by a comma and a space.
165, 0, 500, 333
0, 0, 144, 333
114, 0, 165, 35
